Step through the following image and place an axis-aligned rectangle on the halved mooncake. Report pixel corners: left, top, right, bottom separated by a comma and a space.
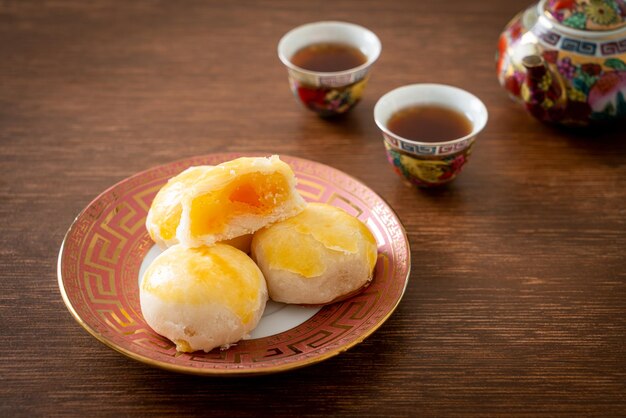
140, 243, 268, 353
251, 203, 378, 305
146, 156, 306, 249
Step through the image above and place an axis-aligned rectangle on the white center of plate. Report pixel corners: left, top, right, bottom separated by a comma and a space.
138, 244, 321, 339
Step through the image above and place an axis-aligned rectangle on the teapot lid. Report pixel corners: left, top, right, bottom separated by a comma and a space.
544, 0, 626, 31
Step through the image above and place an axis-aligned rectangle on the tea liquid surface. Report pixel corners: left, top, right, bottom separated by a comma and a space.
290, 42, 367, 72
387, 105, 473, 143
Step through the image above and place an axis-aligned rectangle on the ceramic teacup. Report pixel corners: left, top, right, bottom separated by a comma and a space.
278, 21, 381, 117
374, 84, 488, 187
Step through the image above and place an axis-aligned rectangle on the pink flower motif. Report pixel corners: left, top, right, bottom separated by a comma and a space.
588, 71, 626, 113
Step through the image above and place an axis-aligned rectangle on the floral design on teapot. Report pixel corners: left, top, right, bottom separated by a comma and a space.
549, 0, 625, 31
496, 0, 626, 125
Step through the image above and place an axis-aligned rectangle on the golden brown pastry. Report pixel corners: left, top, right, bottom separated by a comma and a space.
146, 156, 306, 249
251, 203, 378, 305
140, 243, 268, 353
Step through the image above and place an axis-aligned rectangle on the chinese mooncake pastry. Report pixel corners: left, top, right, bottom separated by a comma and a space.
146, 156, 306, 249
251, 203, 378, 305
140, 243, 268, 353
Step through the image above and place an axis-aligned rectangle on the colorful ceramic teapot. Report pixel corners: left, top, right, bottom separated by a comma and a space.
497, 0, 626, 125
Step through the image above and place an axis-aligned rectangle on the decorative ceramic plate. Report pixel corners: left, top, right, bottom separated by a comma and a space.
57, 154, 410, 375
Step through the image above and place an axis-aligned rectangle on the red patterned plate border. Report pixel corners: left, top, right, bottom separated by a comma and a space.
57, 154, 410, 375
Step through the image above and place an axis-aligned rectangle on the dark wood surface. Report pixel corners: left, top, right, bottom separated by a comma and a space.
1, 0, 625, 416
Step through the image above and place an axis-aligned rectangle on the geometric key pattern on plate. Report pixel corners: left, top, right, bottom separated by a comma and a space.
58, 153, 410, 375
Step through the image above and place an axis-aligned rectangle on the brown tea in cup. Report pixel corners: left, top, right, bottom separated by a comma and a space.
387, 105, 473, 143
374, 84, 488, 187
290, 42, 367, 72
278, 21, 381, 116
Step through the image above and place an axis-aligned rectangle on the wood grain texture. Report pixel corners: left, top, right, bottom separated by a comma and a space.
1, 0, 625, 416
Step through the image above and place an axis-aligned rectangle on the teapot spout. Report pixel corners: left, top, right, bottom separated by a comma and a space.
521, 55, 568, 122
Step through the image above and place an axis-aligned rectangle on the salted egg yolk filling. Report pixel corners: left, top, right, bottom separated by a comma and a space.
141, 245, 262, 324
153, 166, 211, 242
257, 204, 378, 278
188, 172, 289, 238
158, 205, 182, 241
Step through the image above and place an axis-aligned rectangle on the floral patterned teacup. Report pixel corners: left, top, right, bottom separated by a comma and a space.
374, 84, 488, 187
278, 21, 381, 117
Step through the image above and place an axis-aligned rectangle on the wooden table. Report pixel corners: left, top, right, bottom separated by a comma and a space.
1, 0, 625, 415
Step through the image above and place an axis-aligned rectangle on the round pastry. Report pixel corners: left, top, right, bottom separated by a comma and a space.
140, 243, 268, 353
251, 203, 378, 305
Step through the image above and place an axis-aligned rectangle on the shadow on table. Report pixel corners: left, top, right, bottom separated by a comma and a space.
543, 123, 626, 155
